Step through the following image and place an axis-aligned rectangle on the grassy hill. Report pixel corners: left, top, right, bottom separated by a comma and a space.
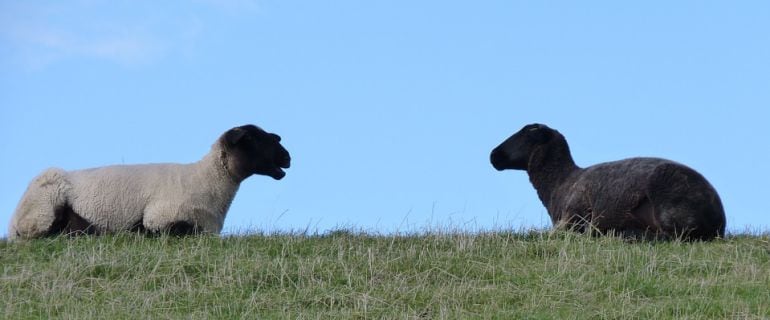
1, 230, 769, 319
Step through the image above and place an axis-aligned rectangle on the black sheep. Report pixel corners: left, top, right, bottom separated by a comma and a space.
490, 123, 726, 240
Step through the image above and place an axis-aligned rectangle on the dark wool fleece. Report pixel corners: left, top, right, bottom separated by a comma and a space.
493, 124, 726, 241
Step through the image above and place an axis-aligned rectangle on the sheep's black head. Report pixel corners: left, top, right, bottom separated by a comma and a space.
490, 123, 555, 171
222, 124, 291, 181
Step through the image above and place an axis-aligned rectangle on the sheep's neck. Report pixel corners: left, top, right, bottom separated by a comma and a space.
526, 140, 580, 212
195, 148, 241, 217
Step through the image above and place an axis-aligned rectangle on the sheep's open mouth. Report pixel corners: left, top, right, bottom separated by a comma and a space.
270, 168, 286, 180
269, 159, 290, 180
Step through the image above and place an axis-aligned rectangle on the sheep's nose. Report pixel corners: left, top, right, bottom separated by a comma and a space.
490, 148, 502, 163
490, 148, 506, 170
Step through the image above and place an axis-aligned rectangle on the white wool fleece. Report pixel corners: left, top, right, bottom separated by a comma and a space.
9, 143, 238, 240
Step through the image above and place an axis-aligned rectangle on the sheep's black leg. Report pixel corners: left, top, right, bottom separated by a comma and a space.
163, 221, 202, 236
65, 208, 97, 235
46, 206, 69, 237
615, 229, 669, 242
130, 219, 149, 234
47, 204, 96, 237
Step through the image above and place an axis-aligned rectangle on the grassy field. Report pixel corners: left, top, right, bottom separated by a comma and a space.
1, 230, 769, 319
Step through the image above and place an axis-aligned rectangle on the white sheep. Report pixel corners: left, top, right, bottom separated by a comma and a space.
8, 124, 291, 240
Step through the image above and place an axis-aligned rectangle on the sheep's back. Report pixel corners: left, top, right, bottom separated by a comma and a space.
568, 157, 679, 214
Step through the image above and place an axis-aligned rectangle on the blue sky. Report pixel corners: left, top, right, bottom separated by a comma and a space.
1, 1, 769, 236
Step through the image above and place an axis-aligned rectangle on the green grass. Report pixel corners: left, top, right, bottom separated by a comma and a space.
1, 230, 769, 319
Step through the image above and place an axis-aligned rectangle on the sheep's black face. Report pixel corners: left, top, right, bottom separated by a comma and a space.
224, 125, 291, 181
490, 123, 553, 171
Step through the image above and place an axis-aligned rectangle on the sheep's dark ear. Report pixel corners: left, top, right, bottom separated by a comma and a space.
530, 126, 553, 144
270, 133, 281, 142
225, 128, 247, 145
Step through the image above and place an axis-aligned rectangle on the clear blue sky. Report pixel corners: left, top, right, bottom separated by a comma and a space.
1, 1, 769, 236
